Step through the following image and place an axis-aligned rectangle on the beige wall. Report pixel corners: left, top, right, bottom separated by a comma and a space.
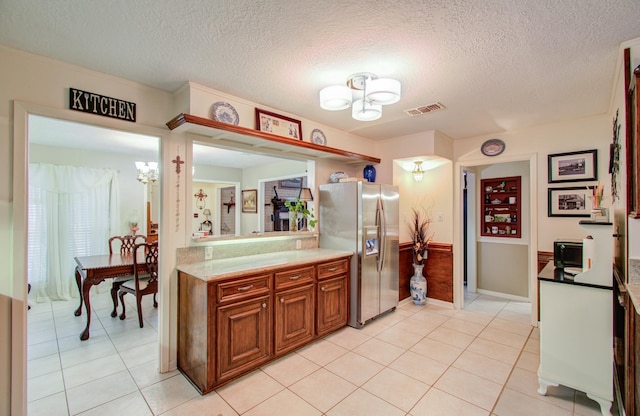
477, 243, 529, 297
475, 161, 530, 296
455, 115, 611, 252
1, 45, 173, 414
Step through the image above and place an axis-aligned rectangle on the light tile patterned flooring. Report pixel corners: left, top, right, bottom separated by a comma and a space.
27, 289, 611, 415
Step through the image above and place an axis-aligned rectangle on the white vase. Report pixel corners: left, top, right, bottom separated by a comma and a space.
410, 264, 427, 305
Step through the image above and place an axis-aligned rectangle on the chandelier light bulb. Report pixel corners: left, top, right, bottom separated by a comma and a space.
319, 85, 352, 110
352, 99, 382, 121
366, 78, 401, 105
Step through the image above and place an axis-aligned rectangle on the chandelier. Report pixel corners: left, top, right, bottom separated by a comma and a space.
319, 73, 401, 121
135, 161, 158, 184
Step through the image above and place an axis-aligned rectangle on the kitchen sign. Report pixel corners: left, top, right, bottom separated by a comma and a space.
69, 87, 136, 122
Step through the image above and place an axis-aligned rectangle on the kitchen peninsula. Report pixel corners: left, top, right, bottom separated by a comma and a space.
176, 246, 352, 394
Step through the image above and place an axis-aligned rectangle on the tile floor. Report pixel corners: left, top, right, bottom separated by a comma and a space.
26, 289, 613, 415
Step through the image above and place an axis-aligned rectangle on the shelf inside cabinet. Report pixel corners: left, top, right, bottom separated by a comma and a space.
481, 176, 521, 238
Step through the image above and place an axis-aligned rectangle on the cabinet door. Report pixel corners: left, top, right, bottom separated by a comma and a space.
317, 275, 348, 336
275, 283, 315, 355
217, 295, 271, 382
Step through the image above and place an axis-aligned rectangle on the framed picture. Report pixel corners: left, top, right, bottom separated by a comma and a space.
548, 149, 597, 183
279, 177, 303, 188
548, 186, 594, 217
255, 108, 302, 140
241, 189, 257, 213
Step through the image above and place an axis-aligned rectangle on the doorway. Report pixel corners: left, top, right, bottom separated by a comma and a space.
454, 154, 538, 324
12, 101, 167, 412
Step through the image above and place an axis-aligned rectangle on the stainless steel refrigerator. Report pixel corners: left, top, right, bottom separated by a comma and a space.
319, 181, 399, 328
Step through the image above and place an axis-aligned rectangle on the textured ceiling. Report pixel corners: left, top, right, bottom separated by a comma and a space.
2, 0, 640, 142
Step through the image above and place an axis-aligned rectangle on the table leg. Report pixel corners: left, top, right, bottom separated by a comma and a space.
79, 278, 93, 341
74, 267, 83, 316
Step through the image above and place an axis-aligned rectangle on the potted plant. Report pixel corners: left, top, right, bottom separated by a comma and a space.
408, 208, 432, 305
284, 198, 317, 231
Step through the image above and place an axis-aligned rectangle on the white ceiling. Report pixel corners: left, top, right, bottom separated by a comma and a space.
3, 0, 640, 145
29, 115, 282, 168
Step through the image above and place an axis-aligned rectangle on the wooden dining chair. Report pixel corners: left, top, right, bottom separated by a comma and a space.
118, 241, 158, 328
108, 234, 147, 318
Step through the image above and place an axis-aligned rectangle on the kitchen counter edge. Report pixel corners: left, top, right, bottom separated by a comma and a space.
176, 248, 353, 282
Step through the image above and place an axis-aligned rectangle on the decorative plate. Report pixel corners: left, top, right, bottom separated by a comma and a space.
481, 138, 505, 157
329, 171, 348, 183
311, 128, 327, 146
211, 101, 239, 125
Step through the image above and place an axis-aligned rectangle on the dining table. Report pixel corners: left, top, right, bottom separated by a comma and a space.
74, 253, 146, 340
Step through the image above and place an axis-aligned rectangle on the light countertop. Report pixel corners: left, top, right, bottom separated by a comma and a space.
627, 283, 640, 313
176, 248, 352, 282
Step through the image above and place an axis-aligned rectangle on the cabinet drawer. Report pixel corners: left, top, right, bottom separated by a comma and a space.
217, 274, 271, 303
275, 266, 314, 290
318, 259, 349, 280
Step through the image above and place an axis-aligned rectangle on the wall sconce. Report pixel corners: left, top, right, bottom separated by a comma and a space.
135, 161, 158, 184
412, 161, 424, 182
200, 208, 212, 235
194, 188, 208, 210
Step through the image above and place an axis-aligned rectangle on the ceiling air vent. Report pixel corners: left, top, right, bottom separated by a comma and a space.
404, 102, 446, 116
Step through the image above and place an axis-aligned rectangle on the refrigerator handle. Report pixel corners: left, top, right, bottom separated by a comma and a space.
378, 198, 386, 271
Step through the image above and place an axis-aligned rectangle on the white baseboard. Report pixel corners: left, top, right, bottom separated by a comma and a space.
398, 296, 455, 309
476, 288, 530, 302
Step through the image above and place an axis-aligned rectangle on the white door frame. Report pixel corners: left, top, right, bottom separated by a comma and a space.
453, 152, 538, 325
11, 101, 169, 415
464, 169, 478, 293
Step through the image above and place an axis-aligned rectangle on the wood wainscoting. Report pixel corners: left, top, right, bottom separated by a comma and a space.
537, 251, 554, 273
399, 242, 453, 303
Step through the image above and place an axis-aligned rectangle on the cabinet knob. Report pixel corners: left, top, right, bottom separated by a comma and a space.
280, 298, 284, 303
320, 286, 326, 291
262, 303, 267, 308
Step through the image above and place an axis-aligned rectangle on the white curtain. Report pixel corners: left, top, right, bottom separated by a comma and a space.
28, 163, 120, 301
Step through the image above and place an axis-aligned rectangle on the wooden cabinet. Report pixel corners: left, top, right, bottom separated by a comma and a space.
620, 290, 640, 416
317, 259, 349, 335
274, 266, 315, 355
215, 273, 272, 382
480, 176, 521, 238
624, 48, 640, 218
217, 295, 271, 382
177, 255, 350, 394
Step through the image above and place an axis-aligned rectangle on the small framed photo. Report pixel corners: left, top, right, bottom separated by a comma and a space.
255, 108, 301, 140
279, 177, 303, 188
242, 189, 257, 213
548, 186, 594, 217
548, 149, 597, 183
